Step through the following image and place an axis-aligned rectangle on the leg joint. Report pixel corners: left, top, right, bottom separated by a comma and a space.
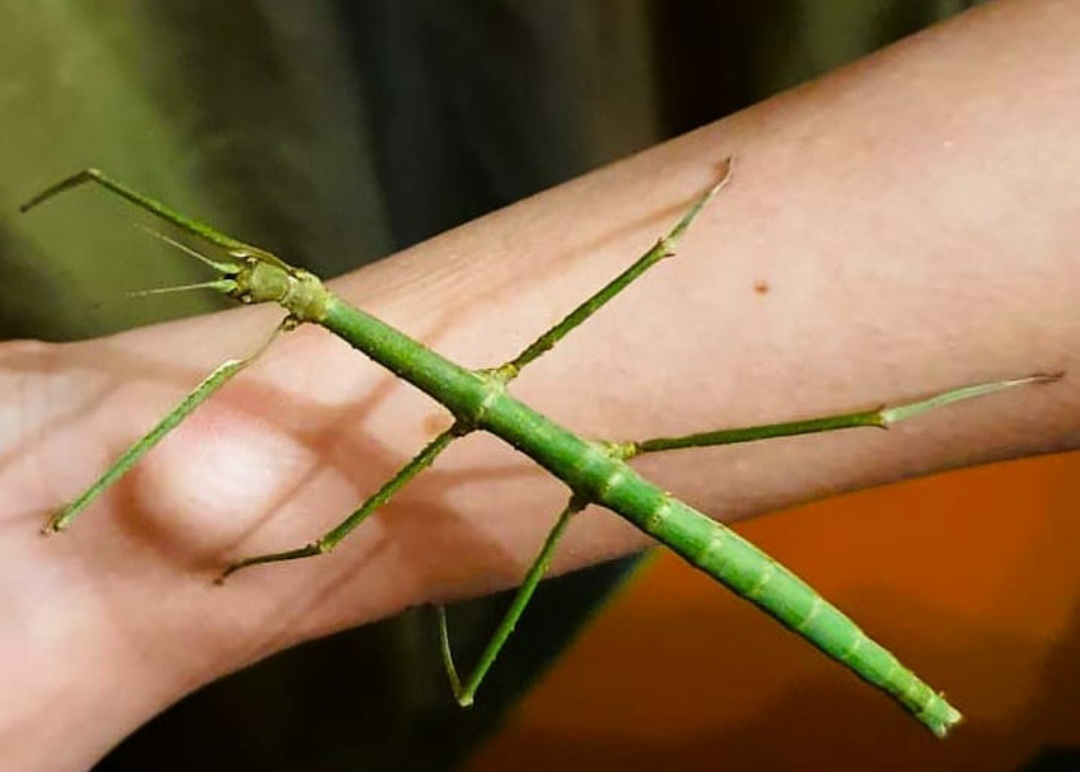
456, 369, 508, 428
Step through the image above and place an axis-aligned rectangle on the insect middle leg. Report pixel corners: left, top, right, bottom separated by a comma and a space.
218, 424, 466, 580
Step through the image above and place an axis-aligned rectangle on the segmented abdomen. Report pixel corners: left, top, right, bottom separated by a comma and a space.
596, 470, 961, 737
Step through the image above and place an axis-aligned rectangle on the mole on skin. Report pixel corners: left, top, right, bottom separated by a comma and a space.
754, 280, 770, 295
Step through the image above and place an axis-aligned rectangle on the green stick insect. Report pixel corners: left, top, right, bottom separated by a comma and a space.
19, 158, 1058, 738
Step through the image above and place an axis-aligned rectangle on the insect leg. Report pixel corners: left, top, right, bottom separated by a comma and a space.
499, 158, 733, 378
46, 318, 290, 533
439, 496, 585, 706
20, 169, 290, 271
218, 424, 465, 581
617, 373, 1061, 458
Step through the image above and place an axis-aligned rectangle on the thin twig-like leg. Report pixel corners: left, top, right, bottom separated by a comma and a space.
45, 319, 291, 533
218, 425, 463, 581
615, 373, 1061, 459
21, 168, 289, 270
499, 158, 733, 379
440, 496, 586, 706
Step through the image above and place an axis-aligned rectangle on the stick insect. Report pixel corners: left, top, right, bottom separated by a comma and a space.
19, 159, 1058, 738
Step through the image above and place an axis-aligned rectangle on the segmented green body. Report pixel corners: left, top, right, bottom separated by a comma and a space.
317, 293, 960, 736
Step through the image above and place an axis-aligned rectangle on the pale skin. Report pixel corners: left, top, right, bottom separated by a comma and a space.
2, 0, 1079, 768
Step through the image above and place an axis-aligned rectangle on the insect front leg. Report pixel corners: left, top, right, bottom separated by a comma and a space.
45, 319, 290, 533
21, 168, 290, 271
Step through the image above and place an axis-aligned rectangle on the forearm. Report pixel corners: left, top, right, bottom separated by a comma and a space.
386, 0, 1079, 518
3, 0, 1079, 767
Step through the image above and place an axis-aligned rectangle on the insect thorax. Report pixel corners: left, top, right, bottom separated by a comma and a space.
232, 259, 329, 323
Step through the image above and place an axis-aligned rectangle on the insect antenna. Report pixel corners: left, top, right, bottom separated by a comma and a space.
135, 223, 240, 274
121, 224, 240, 299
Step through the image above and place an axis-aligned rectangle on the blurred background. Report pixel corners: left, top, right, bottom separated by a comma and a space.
2, 1, 1077, 770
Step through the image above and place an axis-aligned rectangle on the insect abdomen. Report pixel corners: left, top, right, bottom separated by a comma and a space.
597, 475, 961, 737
